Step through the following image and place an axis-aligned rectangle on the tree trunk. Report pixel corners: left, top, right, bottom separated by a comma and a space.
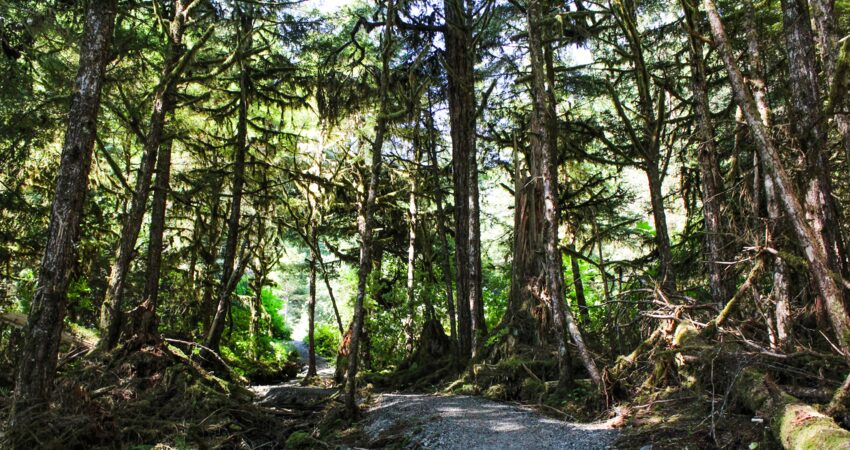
250, 262, 263, 361
780, 0, 848, 297
317, 250, 344, 334
705, 0, 850, 359
307, 226, 318, 377
527, 0, 601, 387
740, 0, 792, 350
646, 162, 675, 294
404, 151, 418, 357
198, 199, 222, 333
99, 0, 192, 349
734, 369, 850, 448
682, 0, 732, 305
612, 0, 675, 295
810, 0, 850, 174
443, 0, 477, 361
12, 0, 117, 418
137, 138, 173, 340
568, 239, 591, 324
426, 105, 457, 344
345, 0, 394, 416
206, 10, 252, 353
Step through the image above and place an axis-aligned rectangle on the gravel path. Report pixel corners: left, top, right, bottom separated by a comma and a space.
362, 393, 619, 450
289, 340, 332, 373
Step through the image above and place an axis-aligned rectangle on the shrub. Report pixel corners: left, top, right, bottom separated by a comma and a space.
314, 323, 340, 359
261, 287, 291, 340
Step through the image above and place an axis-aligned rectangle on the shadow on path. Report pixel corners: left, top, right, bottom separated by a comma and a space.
363, 393, 619, 450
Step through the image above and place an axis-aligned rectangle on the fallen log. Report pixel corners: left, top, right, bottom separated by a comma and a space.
0, 312, 96, 348
735, 368, 850, 449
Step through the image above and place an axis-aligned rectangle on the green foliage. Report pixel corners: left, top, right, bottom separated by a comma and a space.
13, 268, 35, 313
67, 277, 94, 317
314, 323, 340, 359
483, 260, 510, 331
236, 277, 251, 296
262, 286, 291, 341
220, 277, 294, 377
284, 431, 312, 449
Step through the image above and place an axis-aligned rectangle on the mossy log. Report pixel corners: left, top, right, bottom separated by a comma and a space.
0, 312, 96, 348
736, 368, 850, 449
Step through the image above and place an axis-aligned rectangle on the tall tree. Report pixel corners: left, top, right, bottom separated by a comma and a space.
443, 0, 483, 360
99, 0, 197, 349
345, 0, 395, 416
681, 0, 733, 305
609, 0, 675, 295
810, 0, 850, 172
12, 0, 117, 418
705, 0, 850, 359
779, 0, 848, 297
526, 0, 601, 388
426, 99, 457, 344
206, 8, 252, 353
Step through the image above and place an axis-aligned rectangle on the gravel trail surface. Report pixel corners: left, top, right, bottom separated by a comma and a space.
362, 393, 619, 449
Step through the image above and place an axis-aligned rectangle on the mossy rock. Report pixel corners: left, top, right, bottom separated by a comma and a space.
285, 431, 317, 449
672, 321, 700, 348
519, 378, 546, 402
484, 384, 508, 400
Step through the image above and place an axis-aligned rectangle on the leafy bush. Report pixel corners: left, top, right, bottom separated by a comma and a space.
14, 268, 36, 313
314, 323, 340, 359
261, 287, 291, 340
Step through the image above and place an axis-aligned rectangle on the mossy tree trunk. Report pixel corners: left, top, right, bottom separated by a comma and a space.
345, 0, 394, 416
735, 369, 850, 449
12, 0, 117, 419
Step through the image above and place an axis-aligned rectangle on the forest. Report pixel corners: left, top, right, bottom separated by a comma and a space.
2, 0, 850, 447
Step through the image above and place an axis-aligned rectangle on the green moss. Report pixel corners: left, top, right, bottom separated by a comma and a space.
285, 431, 313, 449
520, 378, 546, 402
455, 383, 478, 395
484, 384, 507, 400
778, 404, 850, 450
672, 322, 699, 347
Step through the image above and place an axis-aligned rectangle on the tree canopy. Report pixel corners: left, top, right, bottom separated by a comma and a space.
3, 0, 850, 447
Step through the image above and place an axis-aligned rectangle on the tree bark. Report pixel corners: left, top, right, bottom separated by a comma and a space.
345, 0, 394, 416
138, 138, 173, 340
307, 225, 318, 377
404, 150, 418, 357
426, 105, 457, 344
646, 161, 675, 294
99, 0, 193, 349
443, 0, 478, 361
705, 0, 850, 359
681, 0, 733, 305
780, 0, 848, 292
12, 0, 117, 418
810, 0, 850, 174
734, 369, 850, 448
740, 0, 792, 350
568, 238, 591, 324
206, 9, 252, 353
250, 240, 265, 361
527, 0, 601, 388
